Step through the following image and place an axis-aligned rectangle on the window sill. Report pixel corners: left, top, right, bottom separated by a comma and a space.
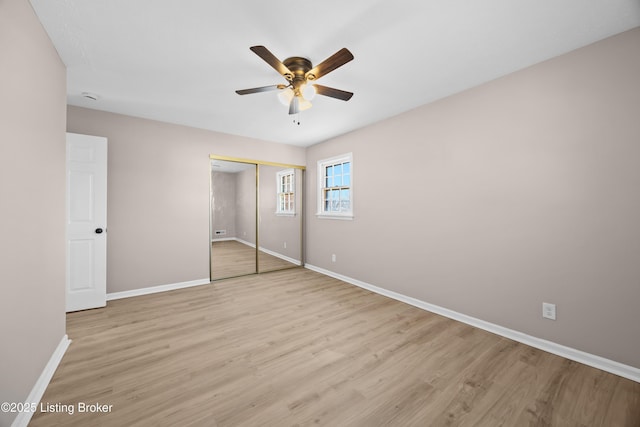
316, 213, 354, 221
275, 212, 296, 217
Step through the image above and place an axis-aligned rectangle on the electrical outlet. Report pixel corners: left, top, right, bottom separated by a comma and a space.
331, 254, 336, 262
542, 302, 556, 320
284, 242, 287, 249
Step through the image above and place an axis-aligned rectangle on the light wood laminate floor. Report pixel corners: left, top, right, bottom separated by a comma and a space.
31, 268, 640, 426
211, 240, 298, 280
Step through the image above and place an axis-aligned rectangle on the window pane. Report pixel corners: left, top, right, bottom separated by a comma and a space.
325, 166, 331, 188
341, 189, 350, 211
319, 155, 352, 215
325, 189, 333, 211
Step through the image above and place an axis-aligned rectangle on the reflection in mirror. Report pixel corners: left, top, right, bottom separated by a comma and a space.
257, 165, 303, 273
210, 160, 257, 280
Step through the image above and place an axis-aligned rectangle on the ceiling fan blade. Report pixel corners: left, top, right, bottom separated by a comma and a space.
289, 96, 300, 115
313, 84, 354, 101
235, 85, 286, 95
250, 46, 293, 79
306, 48, 354, 80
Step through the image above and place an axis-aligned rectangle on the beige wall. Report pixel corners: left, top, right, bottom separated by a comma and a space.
306, 28, 640, 368
0, 0, 67, 425
67, 106, 305, 293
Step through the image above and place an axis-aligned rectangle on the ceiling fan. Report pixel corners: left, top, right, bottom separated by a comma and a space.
236, 46, 354, 117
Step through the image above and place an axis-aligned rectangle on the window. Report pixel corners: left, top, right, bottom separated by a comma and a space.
276, 169, 295, 215
317, 153, 353, 219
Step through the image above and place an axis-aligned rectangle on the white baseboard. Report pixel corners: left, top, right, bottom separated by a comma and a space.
107, 278, 211, 301
211, 237, 235, 242
305, 264, 640, 383
11, 335, 71, 427
235, 237, 255, 248
258, 246, 301, 266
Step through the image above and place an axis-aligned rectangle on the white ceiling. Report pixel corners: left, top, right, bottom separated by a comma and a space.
30, 0, 640, 147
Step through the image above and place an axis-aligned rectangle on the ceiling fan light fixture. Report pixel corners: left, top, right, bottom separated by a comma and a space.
302, 83, 316, 101
299, 98, 312, 111
278, 87, 294, 106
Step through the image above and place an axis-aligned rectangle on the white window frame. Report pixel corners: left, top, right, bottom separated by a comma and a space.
316, 153, 353, 220
276, 168, 296, 216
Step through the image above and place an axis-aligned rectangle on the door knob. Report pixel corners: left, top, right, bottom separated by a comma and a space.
95, 228, 104, 234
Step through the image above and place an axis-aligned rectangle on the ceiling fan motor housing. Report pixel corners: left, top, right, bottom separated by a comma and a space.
283, 57, 314, 94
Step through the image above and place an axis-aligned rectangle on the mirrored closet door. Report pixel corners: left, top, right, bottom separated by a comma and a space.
257, 164, 304, 273
210, 155, 304, 281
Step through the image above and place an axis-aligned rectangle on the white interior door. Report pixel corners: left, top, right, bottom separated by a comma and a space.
66, 132, 107, 312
